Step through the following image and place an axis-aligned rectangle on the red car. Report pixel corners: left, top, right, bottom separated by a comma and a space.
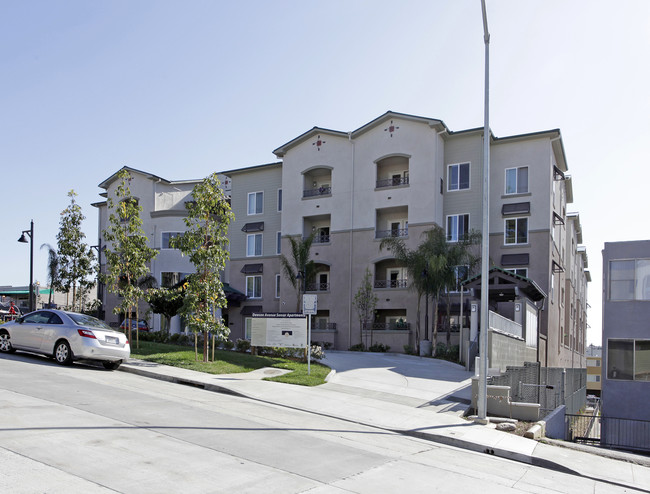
119, 319, 150, 332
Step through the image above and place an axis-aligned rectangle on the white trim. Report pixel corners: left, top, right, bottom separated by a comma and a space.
246, 275, 262, 299
447, 162, 470, 191
247, 191, 263, 215
504, 217, 528, 245
505, 166, 529, 195
246, 233, 263, 257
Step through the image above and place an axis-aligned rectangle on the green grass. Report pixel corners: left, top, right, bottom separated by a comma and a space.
131, 341, 330, 386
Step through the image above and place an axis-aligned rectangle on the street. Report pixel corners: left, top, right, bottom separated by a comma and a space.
0, 353, 637, 493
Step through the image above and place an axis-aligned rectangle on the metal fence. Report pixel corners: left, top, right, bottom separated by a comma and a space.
566, 409, 650, 453
490, 362, 586, 417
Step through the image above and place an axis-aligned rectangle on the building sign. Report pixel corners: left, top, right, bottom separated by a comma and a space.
250, 313, 307, 348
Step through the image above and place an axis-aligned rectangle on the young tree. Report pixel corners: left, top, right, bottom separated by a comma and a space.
56, 190, 97, 312
147, 283, 185, 335
171, 173, 233, 362
280, 232, 316, 312
352, 268, 378, 348
40, 243, 59, 307
102, 170, 157, 343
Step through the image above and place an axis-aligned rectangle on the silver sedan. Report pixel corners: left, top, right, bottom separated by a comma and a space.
0, 309, 130, 370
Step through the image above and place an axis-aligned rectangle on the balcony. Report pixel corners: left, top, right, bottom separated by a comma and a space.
376, 175, 409, 188
375, 206, 408, 240
303, 186, 332, 198
305, 282, 330, 292
376, 155, 409, 189
375, 227, 408, 239
366, 321, 411, 331
374, 278, 408, 289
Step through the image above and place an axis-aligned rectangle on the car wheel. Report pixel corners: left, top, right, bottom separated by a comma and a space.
0, 331, 15, 353
102, 360, 122, 370
54, 340, 73, 365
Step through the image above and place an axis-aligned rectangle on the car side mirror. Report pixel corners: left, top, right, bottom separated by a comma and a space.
16, 317, 24, 324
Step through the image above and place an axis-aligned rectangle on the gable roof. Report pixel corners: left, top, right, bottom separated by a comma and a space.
98, 166, 203, 190
462, 266, 546, 302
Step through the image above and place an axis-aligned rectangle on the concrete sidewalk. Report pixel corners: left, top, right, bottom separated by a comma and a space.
119, 355, 650, 493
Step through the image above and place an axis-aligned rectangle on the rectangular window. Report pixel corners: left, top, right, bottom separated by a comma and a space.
505, 167, 529, 194
505, 217, 528, 244
246, 275, 262, 299
448, 163, 470, 191
609, 259, 650, 301
453, 265, 469, 291
160, 272, 190, 288
161, 232, 183, 249
246, 233, 262, 257
245, 318, 253, 340
446, 214, 469, 242
247, 191, 263, 215
275, 274, 281, 298
277, 189, 282, 212
607, 339, 650, 381
506, 268, 528, 278
276, 232, 282, 254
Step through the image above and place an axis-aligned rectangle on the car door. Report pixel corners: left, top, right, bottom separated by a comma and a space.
39, 312, 65, 353
12, 311, 52, 350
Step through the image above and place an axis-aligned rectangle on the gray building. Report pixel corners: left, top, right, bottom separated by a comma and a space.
601, 240, 650, 448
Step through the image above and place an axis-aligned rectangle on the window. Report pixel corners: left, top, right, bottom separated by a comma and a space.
609, 259, 650, 301
161, 272, 190, 288
607, 339, 650, 381
246, 276, 262, 299
447, 214, 469, 242
506, 268, 528, 278
452, 265, 469, 291
247, 191, 263, 215
587, 375, 601, 383
275, 274, 281, 298
448, 163, 470, 191
277, 189, 282, 212
276, 232, 281, 254
505, 217, 528, 244
245, 318, 253, 339
246, 233, 262, 257
162, 232, 182, 249
505, 167, 529, 194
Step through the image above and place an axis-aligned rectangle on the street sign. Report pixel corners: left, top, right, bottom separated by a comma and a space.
302, 294, 317, 315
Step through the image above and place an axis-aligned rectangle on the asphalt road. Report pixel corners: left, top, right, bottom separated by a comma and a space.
0, 352, 634, 493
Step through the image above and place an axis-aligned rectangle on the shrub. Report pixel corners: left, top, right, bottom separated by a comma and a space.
235, 338, 251, 353
434, 343, 459, 362
403, 344, 416, 355
369, 342, 390, 353
349, 343, 365, 352
310, 344, 324, 360
322, 341, 333, 350
222, 339, 235, 351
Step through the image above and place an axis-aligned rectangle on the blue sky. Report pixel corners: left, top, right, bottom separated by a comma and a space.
2, 0, 649, 345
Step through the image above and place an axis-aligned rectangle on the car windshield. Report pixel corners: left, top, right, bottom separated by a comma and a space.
68, 313, 113, 330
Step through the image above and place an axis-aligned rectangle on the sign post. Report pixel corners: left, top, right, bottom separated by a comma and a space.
302, 294, 317, 375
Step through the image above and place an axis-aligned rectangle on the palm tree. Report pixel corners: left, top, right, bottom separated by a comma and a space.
379, 235, 428, 354
280, 232, 316, 312
40, 243, 59, 308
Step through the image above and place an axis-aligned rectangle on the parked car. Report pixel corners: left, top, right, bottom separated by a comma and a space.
119, 319, 150, 332
0, 309, 130, 370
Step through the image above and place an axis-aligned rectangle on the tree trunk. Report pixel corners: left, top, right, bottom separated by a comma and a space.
432, 292, 440, 356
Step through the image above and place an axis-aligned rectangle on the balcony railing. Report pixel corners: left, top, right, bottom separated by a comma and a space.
376, 176, 409, 188
365, 321, 410, 331
375, 227, 408, 239
374, 279, 408, 289
312, 322, 337, 330
303, 186, 332, 198
308, 234, 330, 244
305, 282, 330, 292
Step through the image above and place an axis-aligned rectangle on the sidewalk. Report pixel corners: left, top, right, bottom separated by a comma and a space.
119, 358, 650, 493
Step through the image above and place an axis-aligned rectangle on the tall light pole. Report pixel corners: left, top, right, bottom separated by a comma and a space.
18, 220, 35, 313
478, 0, 491, 421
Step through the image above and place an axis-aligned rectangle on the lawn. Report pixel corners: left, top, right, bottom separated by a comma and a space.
130, 341, 331, 386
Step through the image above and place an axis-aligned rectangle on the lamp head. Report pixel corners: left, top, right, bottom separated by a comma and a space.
18, 233, 29, 243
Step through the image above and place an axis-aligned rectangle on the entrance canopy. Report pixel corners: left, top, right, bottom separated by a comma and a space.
461, 267, 546, 302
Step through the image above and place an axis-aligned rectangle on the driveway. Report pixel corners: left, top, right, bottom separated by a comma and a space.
321, 351, 474, 414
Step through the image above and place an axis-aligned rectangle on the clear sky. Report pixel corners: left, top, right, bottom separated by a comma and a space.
2, 0, 649, 346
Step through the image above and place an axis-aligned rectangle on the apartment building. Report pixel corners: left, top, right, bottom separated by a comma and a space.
601, 240, 650, 443
247, 111, 588, 368
94, 112, 589, 369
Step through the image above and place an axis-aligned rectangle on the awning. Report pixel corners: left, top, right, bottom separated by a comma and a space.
223, 283, 246, 306
501, 253, 530, 266
241, 222, 264, 232
240, 305, 263, 316
502, 202, 530, 216
240, 263, 263, 274
0, 289, 53, 296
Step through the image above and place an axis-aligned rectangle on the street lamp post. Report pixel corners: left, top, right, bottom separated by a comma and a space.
18, 220, 35, 313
